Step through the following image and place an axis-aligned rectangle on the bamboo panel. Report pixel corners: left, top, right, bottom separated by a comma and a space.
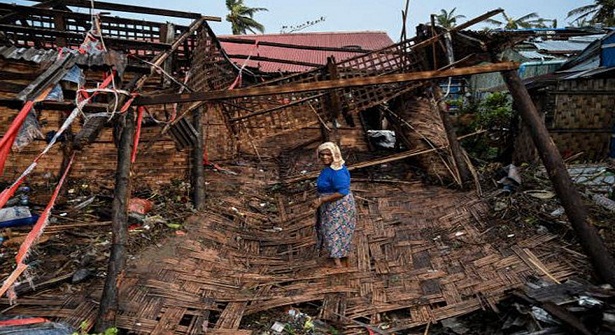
1, 160, 579, 334
515, 78, 615, 163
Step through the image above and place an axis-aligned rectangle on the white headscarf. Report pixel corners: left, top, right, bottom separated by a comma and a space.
317, 142, 345, 170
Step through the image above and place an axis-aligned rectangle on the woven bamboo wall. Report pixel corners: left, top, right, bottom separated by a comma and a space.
514, 78, 615, 163
0, 105, 237, 187
396, 96, 454, 182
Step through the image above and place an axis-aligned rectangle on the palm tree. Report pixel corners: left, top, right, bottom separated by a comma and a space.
225, 0, 268, 35
534, 18, 558, 28
569, 17, 592, 27
567, 0, 615, 26
435, 8, 466, 28
486, 12, 544, 29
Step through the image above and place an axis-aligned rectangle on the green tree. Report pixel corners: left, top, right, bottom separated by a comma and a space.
567, 0, 615, 26
569, 17, 592, 27
225, 0, 268, 35
534, 18, 557, 28
486, 12, 544, 29
435, 8, 466, 28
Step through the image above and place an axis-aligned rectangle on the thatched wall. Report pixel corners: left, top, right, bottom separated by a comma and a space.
515, 78, 615, 163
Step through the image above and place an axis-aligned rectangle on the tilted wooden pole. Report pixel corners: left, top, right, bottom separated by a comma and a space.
433, 85, 473, 188
134, 62, 519, 106
324, 57, 341, 144
501, 69, 615, 286
191, 106, 206, 210
95, 111, 135, 331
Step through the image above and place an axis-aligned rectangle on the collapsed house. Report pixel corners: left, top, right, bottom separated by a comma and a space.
0, 2, 613, 334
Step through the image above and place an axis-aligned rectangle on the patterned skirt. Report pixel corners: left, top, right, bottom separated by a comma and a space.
316, 192, 357, 258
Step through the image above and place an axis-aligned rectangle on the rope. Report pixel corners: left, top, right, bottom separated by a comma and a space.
131, 106, 145, 163
0, 153, 75, 304
227, 40, 259, 90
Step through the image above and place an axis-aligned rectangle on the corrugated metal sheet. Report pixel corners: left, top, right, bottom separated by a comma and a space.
0, 46, 58, 63
518, 50, 559, 60
0, 46, 127, 74
219, 31, 394, 73
531, 39, 594, 53
569, 34, 607, 43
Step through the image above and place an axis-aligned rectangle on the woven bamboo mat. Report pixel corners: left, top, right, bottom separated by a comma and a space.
1, 160, 577, 334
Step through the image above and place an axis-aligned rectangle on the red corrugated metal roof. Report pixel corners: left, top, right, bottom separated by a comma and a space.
219, 31, 394, 73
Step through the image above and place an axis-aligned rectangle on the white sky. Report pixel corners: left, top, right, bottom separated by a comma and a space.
11, 0, 598, 40
140, 0, 595, 39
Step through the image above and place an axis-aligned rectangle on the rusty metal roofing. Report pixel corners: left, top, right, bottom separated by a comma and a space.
219, 31, 394, 73
0, 45, 58, 63
0, 46, 127, 73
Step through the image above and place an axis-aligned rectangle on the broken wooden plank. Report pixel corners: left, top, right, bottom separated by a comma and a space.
135, 62, 519, 105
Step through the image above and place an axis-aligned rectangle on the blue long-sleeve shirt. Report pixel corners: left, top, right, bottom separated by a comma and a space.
316, 165, 351, 196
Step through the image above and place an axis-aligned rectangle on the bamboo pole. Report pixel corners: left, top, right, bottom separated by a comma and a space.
501, 69, 615, 286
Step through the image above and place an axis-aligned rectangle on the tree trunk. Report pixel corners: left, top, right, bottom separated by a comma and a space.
501, 69, 615, 286
95, 111, 135, 332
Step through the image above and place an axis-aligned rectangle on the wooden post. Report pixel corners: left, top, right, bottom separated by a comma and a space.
433, 85, 473, 188
325, 57, 341, 144
192, 106, 206, 210
53, 13, 67, 47
160, 22, 175, 89
430, 14, 437, 70
95, 111, 135, 332
501, 69, 615, 286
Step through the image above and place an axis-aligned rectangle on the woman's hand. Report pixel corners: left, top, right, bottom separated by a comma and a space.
311, 197, 323, 209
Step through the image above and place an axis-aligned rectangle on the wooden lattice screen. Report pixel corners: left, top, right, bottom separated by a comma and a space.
0, 3, 196, 67
216, 36, 444, 143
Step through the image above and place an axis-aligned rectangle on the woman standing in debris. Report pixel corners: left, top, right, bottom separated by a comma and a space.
311, 142, 357, 267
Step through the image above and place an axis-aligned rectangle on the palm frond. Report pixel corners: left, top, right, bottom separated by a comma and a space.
567, 5, 598, 18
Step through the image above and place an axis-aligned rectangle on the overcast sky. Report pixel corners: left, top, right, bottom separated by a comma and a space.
14, 0, 597, 40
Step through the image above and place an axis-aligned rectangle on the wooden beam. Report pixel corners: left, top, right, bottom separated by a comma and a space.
218, 37, 373, 53
433, 85, 473, 188
0, 3, 190, 30
95, 111, 134, 332
26, 0, 217, 20
0, 23, 172, 50
191, 106, 205, 210
53, 12, 66, 47
0, 100, 112, 112
284, 131, 483, 184
17, 51, 75, 101
225, 53, 323, 68
501, 69, 615, 286
135, 62, 519, 106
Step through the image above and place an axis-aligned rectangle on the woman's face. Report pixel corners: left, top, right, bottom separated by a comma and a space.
318, 148, 333, 166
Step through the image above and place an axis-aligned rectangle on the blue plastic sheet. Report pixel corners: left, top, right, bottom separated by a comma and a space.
0, 316, 74, 335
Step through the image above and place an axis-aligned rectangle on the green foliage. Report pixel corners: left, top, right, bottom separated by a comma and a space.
225, 0, 268, 35
435, 8, 466, 28
474, 92, 513, 130
455, 92, 516, 162
72, 321, 118, 335
486, 11, 546, 29
567, 0, 615, 27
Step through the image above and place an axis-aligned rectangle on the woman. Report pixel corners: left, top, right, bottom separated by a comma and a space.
311, 142, 357, 268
